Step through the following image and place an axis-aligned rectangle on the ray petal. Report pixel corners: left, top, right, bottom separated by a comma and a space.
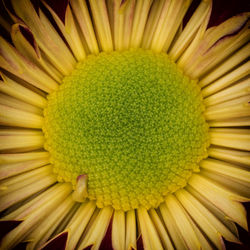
66, 201, 96, 250
42, 2, 86, 61
205, 95, 250, 120
108, 0, 136, 51
10, 23, 63, 82
188, 174, 248, 229
0, 151, 49, 164
169, 0, 212, 61
125, 209, 137, 250
26, 196, 75, 250
112, 210, 126, 250
204, 78, 250, 106
78, 206, 113, 250
165, 195, 201, 249
0, 165, 52, 197
130, 0, 153, 48
150, 0, 192, 52
208, 146, 250, 166
0, 73, 47, 108
0, 174, 57, 212
159, 203, 188, 249
176, 189, 239, 244
70, 0, 99, 54
2, 183, 70, 220
141, 0, 167, 49
209, 128, 250, 151
149, 209, 174, 250
202, 61, 250, 97
137, 207, 163, 250
0, 157, 49, 180
0, 104, 44, 128
200, 43, 250, 87
182, 13, 250, 78
200, 158, 250, 184
0, 37, 58, 93
0, 92, 42, 115
0, 183, 72, 249
89, 0, 113, 52
0, 130, 44, 152
11, 0, 76, 75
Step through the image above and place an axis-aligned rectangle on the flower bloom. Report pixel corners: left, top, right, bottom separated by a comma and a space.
0, 0, 249, 249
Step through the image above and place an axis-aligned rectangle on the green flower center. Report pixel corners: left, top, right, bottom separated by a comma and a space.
43, 49, 209, 211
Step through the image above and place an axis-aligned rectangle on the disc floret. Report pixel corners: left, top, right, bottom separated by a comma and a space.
43, 49, 209, 211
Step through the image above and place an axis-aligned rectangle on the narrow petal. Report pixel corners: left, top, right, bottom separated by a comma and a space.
66, 201, 96, 250
2, 183, 70, 220
205, 95, 250, 120
78, 206, 113, 250
202, 170, 250, 200
0, 130, 44, 152
108, 0, 135, 51
176, 189, 239, 245
141, 0, 167, 49
112, 210, 125, 250
0, 73, 47, 108
130, 0, 153, 48
182, 13, 250, 77
165, 195, 201, 249
121, 0, 136, 50
159, 203, 188, 249
202, 61, 250, 97
200, 43, 250, 87
200, 158, 250, 184
0, 104, 44, 128
0, 165, 52, 197
0, 174, 57, 212
11, 23, 63, 82
149, 209, 174, 250
0, 151, 49, 164
0, 157, 49, 180
177, 5, 211, 69
208, 147, 250, 166
43, 2, 86, 61
70, 0, 99, 54
187, 185, 240, 239
125, 209, 137, 250
209, 117, 250, 128
0, 37, 59, 93
137, 207, 163, 250
89, 0, 113, 52
204, 78, 250, 106
0, 183, 71, 249
26, 196, 75, 249
188, 174, 248, 229
11, 0, 76, 75
0, 92, 42, 115
169, 0, 212, 61
150, 0, 192, 52
209, 128, 250, 151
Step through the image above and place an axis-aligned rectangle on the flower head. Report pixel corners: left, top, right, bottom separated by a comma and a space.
0, 0, 249, 249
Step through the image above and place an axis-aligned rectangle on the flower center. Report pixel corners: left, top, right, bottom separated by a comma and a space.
43, 49, 209, 211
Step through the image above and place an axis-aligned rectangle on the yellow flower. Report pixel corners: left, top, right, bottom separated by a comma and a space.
0, 0, 249, 249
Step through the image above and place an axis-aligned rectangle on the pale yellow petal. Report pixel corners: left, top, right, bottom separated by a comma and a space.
188, 174, 248, 229
0, 183, 71, 249
66, 201, 96, 250
78, 206, 113, 250
112, 210, 125, 250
